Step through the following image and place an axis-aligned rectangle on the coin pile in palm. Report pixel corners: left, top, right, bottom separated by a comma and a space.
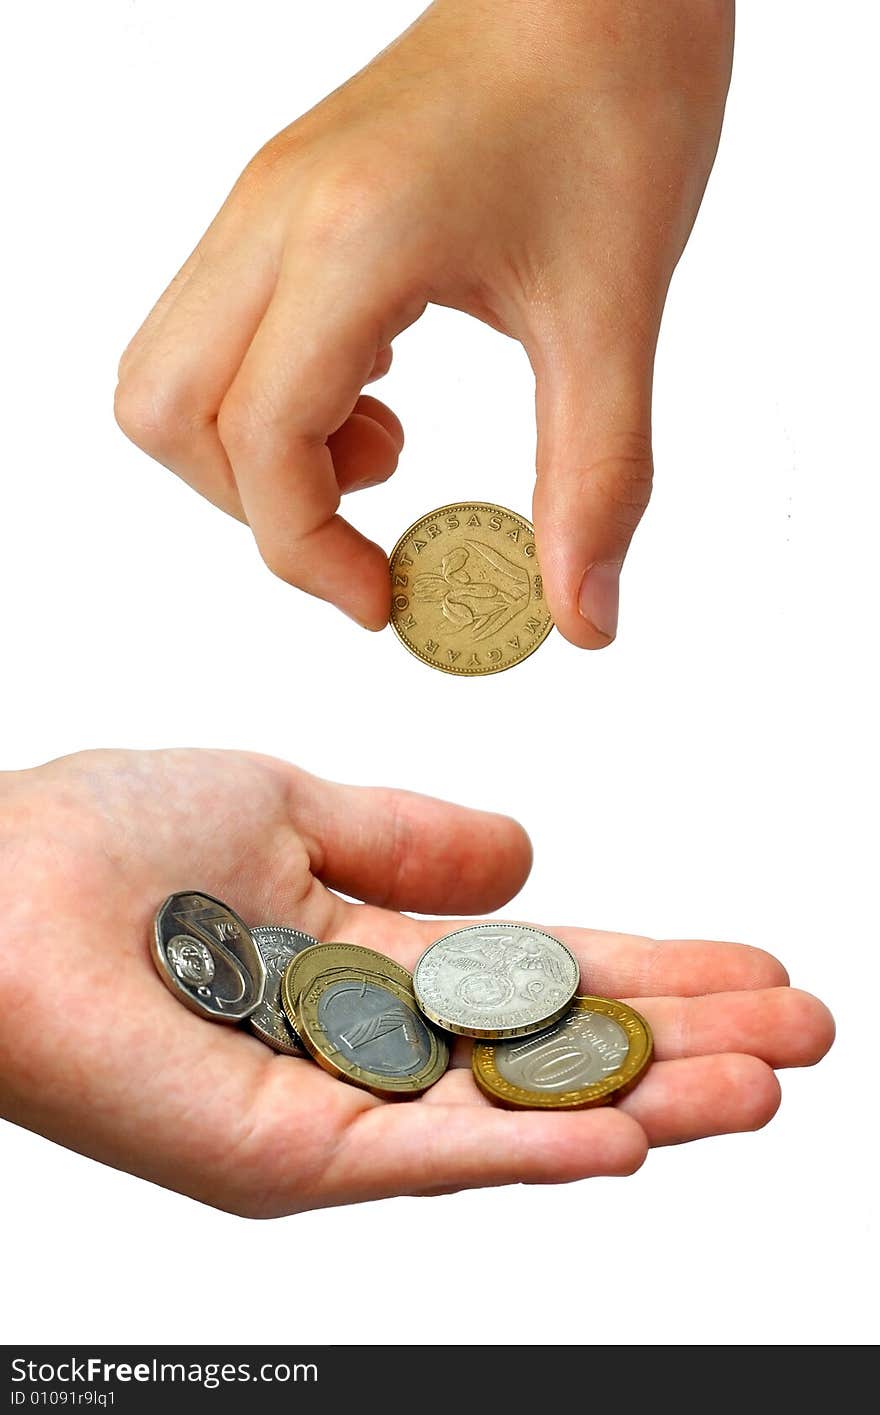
152, 893, 652, 1108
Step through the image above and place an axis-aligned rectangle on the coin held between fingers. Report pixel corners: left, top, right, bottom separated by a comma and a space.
389, 503, 553, 675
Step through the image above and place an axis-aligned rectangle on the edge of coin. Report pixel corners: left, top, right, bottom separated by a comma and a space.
282, 942, 415, 1029
387, 502, 553, 677
471, 996, 653, 1109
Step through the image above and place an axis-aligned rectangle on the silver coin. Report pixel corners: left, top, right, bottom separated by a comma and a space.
152, 891, 265, 1023
248, 925, 318, 1055
413, 923, 580, 1038
494, 1008, 630, 1091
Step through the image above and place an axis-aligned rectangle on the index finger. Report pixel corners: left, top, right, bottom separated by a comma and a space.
216, 249, 422, 627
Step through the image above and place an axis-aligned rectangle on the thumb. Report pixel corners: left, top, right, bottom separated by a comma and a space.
531, 335, 654, 649
289, 770, 533, 916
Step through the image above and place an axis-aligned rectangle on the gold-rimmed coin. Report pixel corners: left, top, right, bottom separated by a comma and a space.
388, 503, 553, 675
296, 966, 450, 1098
280, 943, 414, 1038
472, 996, 653, 1109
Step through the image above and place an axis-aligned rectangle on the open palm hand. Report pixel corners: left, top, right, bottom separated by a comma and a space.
0, 750, 833, 1216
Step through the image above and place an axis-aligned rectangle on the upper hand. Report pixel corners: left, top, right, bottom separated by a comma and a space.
115, 0, 735, 646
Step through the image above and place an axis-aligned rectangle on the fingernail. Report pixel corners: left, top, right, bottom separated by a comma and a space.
578, 561, 621, 641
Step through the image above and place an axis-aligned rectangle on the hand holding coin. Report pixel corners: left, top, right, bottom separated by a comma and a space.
115, 1, 737, 646
0, 748, 834, 1216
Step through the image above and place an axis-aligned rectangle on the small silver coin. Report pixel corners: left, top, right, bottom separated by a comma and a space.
152, 891, 265, 1023
249, 925, 318, 1055
413, 923, 580, 1039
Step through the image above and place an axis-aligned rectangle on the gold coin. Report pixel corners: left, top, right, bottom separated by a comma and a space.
388, 503, 553, 675
472, 996, 653, 1110
296, 966, 451, 1098
281, 942, 414, 1036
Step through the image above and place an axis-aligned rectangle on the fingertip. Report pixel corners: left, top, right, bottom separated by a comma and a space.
330, 412, 401, 495
558, 619, 617, 651
496, 815, 534, 896
813, 1000, 837, 1063
535, 550, 619, 651
439, 809, 533, 915
316, 532, 391, 631
675, 940, 791, 993
722, 1053, 782, 1132
261, 539, 390, 633
549, 572, 620, 650
740, 945, 791, 990
786, 991, 836, 1065
578, 560, 621, 644
527, 1108, 648, 1184
602, 1108, 650, 1177
351, 598, 391, 632
352, 395, 404, 452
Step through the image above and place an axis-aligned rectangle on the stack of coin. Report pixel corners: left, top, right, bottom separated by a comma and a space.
411, 923, 652, 1109
151, 896, 652, 1109
151, 893, 451, 1097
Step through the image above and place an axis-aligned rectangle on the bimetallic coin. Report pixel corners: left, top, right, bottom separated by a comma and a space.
249, 926, 318, 1055
152, 892, 265, 1022
388, 503, 553, 676
281, 942, 415, 1035
296, 967, 450, 1097
413, 924, 580, 1039
472, 996, 653, 1109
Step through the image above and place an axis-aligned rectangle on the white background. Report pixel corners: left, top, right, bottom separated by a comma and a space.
1, 2, 877, 1346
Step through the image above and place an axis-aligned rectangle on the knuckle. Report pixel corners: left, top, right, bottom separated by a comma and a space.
114, 370, 194, 458
373, 794, 415, 908
113, 374, 156, 448
596, 433, 654, 526
216, 391, 278, 457
239, 130, 300, 190
258, 535, 298, 586
215, 395, 252, 455
116, 337, 139, 383
300, 162, 389, 249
